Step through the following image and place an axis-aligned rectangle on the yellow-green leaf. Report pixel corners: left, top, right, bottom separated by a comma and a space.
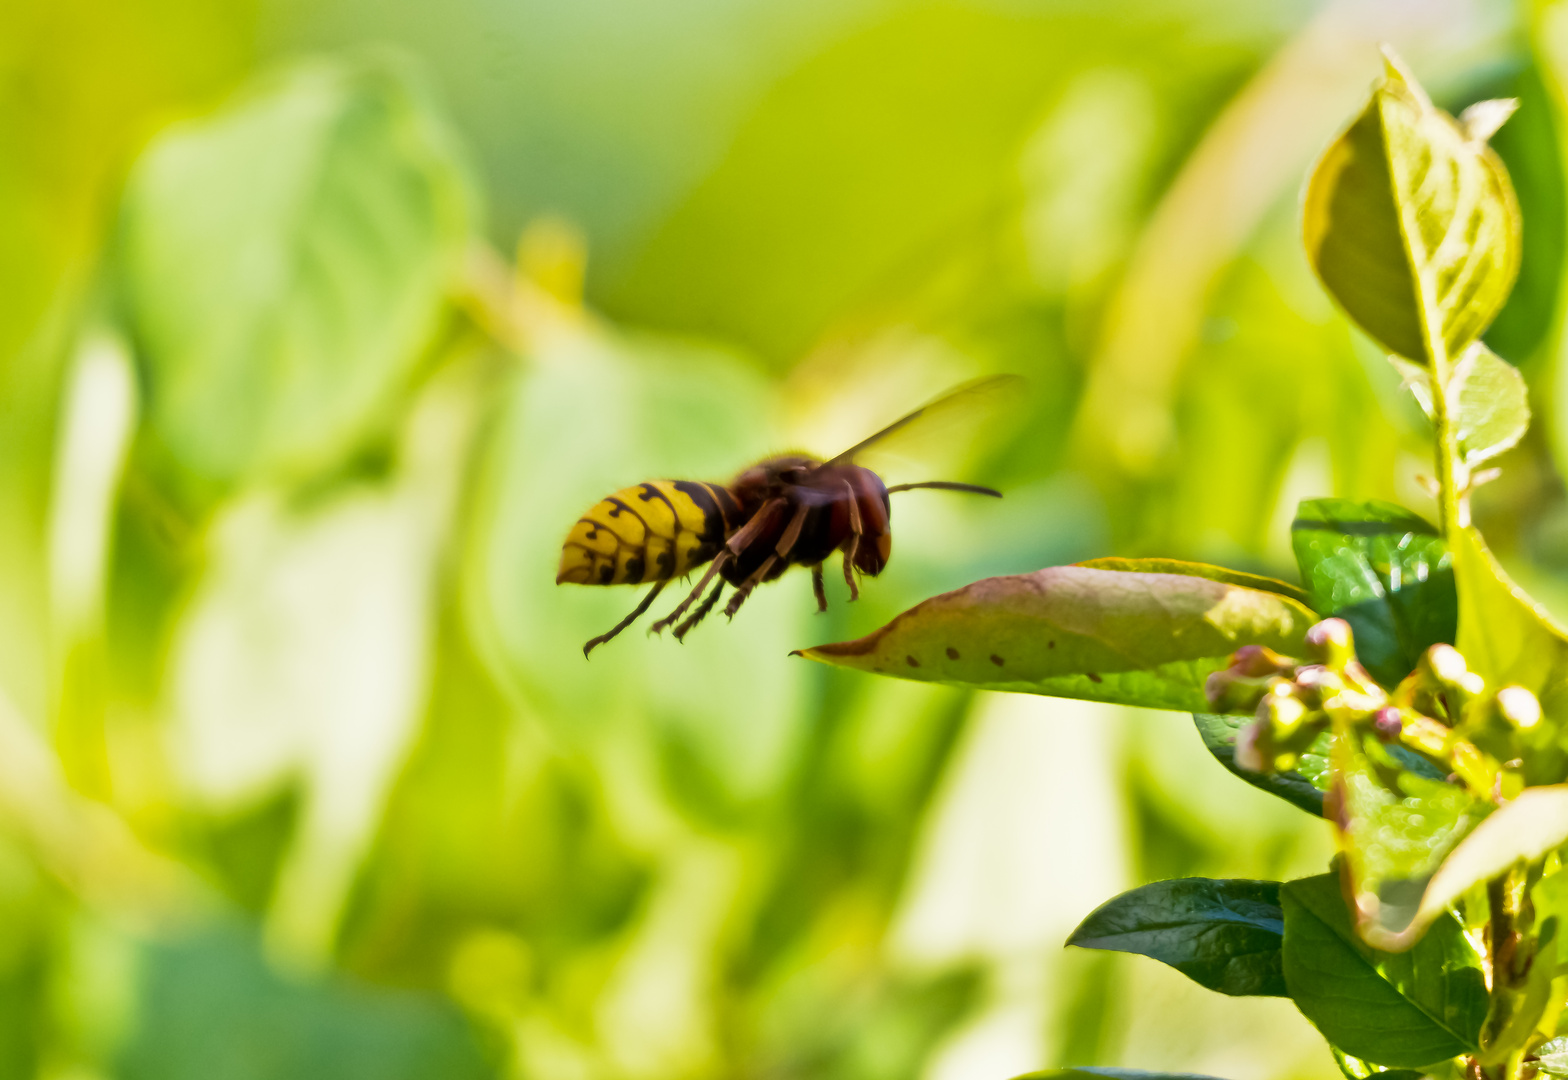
1452, 343, 1530, 467
1303, 49, 1520, 365
1359, 786, 1568, 952
1452, 526, 1568, 728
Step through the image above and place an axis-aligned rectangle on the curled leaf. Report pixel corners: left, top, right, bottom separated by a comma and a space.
1303, 49, 1519, 365
1359, 786, 1568, 952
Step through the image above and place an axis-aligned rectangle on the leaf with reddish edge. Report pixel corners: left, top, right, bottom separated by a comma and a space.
1076, 557, 1314, 609
793, 566, 1316, 712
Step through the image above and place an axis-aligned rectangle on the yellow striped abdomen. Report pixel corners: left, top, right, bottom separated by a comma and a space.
557, 480, 741, 586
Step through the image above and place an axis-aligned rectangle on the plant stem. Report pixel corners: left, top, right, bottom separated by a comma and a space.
1427, 342, 1466, 540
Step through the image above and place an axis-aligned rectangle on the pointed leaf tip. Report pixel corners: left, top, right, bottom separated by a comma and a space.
1304, 44, 1519, 365
1461, 98, 1519, 143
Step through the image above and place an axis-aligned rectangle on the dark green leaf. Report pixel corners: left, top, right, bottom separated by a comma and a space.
1291, 498, 1454, 688
1067, 878, 1286, 997
795, 566, 1316, 712
1191, 713, 1327, 816
1281, 873, 1486, 1068
118, 56, 473, 489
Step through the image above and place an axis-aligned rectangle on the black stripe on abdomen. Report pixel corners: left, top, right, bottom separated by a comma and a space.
671, 480, 728, 541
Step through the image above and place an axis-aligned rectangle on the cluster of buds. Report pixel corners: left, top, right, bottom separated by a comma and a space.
1204, 619, 1544, 804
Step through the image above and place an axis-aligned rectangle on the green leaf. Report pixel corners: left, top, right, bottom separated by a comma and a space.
1192, 713, 1328, 816
1012, 1071, 1232, 1080
1291, 499, 1455, 689
1358, 785, 1568, 952
1452, 526, 1568, 732
1331, 1047, 1425, 1080
1303, 50, 1519, 365
793, 566, 1317, 712
1280, 873, 1487, 1068
1335, 730, 1486, 943
1392, 342, 1530, 467
1452, 343, 1530, 467
1066, 878, 1287, 997
1536, 1036, 1568, 1078
1076, 557, 1314, 609
117, 56, 473, 488
117, 925, 499, 1080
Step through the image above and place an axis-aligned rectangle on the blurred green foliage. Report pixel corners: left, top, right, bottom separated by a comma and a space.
5, 0, 1568, 1078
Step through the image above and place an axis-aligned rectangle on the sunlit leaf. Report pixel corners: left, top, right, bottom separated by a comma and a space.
1076, 557, 1313, 609
794, 566, 1317, 712
1452, 526, 1568, 738
117, 56, 473, 488
1012, 1071, 1231, 1080
1331, 1046, 1425, 1080
1334, 730, 1486, 944
1290, 499, 1454, 688
1303, 50, 1519, 365
1358, 786, 1568, 952
1281, 873, 1486, 1068
1192, 713, 1328, 816
1067, 877, 1287, 997
1537, 1038, 1568, 1079
1451, 342, 1530, 466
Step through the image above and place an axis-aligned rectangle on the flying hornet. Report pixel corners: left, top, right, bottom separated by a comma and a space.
557, 374, 1023, 656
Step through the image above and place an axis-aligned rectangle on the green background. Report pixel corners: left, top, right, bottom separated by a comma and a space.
2, 0, 1562, 1077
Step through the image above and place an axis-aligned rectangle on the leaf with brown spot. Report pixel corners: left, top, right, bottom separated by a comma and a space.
795, 566, 1316, 711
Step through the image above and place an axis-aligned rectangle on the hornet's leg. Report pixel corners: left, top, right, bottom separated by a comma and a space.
650, 497, 785, 634
650, 553, 729, 635
673, 580, 726, 641
811, 564, 827, 612
584, 580, 668, 657
724, 501, 809, 619
724, 554, 777, 619
841, 481, 863, 602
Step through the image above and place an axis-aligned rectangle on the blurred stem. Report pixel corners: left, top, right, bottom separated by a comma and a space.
1426, 343, 1465, 541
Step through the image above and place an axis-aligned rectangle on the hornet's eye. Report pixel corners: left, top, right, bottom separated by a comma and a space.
779, 466, 809, 483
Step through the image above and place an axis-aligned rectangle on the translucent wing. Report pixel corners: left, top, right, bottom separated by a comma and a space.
824, 374, 1027, 471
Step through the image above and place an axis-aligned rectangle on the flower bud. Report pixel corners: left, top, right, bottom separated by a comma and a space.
1424, 644, 1473, 689
1205, 669, 1282, 713
1495, 685, 1542, 730
1234, 717, 1268, 773
1305, 618, 1356, 669
1342, 661, 1383, 697
1373, 707, 1404, 742
1228, 644, 1297, 679
1294, 664, 1344, 698
1261, 687, 1310, 737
